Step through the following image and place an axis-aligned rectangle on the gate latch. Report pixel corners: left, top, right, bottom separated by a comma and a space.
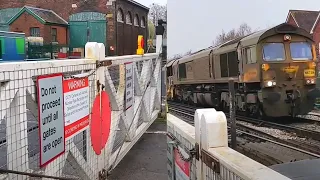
189, 143, 199, 160
99, 169, 107, 180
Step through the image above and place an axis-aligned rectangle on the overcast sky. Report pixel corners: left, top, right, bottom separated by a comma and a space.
137, 0, 320, 58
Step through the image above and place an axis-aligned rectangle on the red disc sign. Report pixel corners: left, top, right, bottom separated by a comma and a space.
90, 91, 111, 155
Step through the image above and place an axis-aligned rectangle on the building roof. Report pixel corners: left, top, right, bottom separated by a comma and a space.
0, 8, 22, 24
286, 10, 319, 33
0, 8, 22, 31
126, 0, 149, 11
8, 6, 68, 26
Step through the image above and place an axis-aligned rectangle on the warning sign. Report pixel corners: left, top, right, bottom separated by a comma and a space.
125, 62, 134, 110
174, 148, 190, 180
63, 77, 90, 140
37, 73, 65, 167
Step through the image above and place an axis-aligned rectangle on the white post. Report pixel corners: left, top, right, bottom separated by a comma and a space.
85, 42, 103, 175
199, 110, 228, 179
194, 109, 216, 180
156, 35, 163, 54
200, 110, 228, 150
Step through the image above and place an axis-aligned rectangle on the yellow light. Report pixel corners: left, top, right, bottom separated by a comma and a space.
312, 44, 317, 61
137, 35, 144, 55
308, 62, 316, 69
262, 64, 270, 71
284, 34, 291, 41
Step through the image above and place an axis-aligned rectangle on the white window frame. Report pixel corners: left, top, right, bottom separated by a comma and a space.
245, 46, 257, 64
126, 12, 132, 25
117, 9, 124, 23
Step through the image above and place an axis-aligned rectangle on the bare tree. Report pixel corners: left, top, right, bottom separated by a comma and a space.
213, 23, 253, 46
149, 3, 167, 26
172, 54, 183, 60
184, 50, 192, 56
148, 20, 156, 39
238, 23, 252, 37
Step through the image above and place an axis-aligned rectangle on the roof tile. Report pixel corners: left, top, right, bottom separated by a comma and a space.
26, 6, 68, 25
289, 10, 319, 32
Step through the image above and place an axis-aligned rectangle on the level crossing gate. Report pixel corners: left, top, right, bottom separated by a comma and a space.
0, 36, 163, 179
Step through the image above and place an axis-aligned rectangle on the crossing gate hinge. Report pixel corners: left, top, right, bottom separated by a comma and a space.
96, 80, 105, 93
96, 60, 112, 68
99, 169, 107, 180
201, 149, 220, 173
189, 143, 200, 160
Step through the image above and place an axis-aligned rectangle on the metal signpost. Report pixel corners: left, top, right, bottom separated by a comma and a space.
229, 78, 237, 149
37, 73, 65, 167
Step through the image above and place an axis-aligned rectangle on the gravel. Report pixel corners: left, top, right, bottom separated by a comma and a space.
290, 123, 320, 132
237, 121, 306, 141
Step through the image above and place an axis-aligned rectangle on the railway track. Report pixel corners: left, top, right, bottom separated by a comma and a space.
168, 101, 320, 141
167, 101, 320, 166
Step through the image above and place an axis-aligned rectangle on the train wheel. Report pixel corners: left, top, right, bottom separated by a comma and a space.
246, 104, 265, 120
254, 104, 266, 120
221, 101, 229, 113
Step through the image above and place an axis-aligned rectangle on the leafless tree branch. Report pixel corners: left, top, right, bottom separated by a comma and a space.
213, 23, 253, 46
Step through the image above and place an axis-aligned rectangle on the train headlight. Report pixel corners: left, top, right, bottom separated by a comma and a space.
265, 80, 276, 87
305, 78, 316, 85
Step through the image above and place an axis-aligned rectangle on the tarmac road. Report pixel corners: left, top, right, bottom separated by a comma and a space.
108, 120, 167, 180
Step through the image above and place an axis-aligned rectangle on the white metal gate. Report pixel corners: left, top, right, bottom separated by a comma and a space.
0, 36, 162, 179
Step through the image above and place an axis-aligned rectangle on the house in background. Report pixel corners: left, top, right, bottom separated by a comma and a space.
8, 6, 68, 45
286, 10, 320, 55
0, 0, 149, 56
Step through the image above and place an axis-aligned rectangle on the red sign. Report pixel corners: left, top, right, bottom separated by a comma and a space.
90, 91, 112, 155
63, 78, 90, 139
174, 148, 190, 179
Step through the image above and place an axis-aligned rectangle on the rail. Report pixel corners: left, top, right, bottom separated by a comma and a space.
168, 102, 320, 161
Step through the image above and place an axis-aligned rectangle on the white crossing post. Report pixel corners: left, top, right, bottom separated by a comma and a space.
194, 109, 216, 180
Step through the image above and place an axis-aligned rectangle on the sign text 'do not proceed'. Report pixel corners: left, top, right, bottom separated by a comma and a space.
37, 74, 65, 167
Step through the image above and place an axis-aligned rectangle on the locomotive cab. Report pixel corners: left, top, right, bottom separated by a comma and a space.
257, 28, 320, 117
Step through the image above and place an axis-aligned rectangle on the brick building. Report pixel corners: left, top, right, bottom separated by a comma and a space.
0, 0, 149, 56
8, 6, 68, 45
286, 10, 320, 54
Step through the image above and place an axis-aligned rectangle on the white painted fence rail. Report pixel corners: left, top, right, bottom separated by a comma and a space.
0, 36, 162, 179
167, 111, 291, 180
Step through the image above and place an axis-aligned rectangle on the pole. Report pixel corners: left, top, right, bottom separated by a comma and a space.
229, 78, 237, 149
156, 20, 166, 116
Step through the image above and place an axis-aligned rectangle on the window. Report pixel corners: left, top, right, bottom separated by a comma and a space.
246, 46, 257, 64
290, 42, 313, 60
51, 28, 57, 42
141, 17, 145, 28
220, 51, 239, 77
117, 9, 124, 22
178, 63, 186, 79
30, 27, 40, 37
262, 43, 285, 61
227, 51, 239, 77
220, 53, 228, 77
134, 15, 139, 26
126, 12, 132, 24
